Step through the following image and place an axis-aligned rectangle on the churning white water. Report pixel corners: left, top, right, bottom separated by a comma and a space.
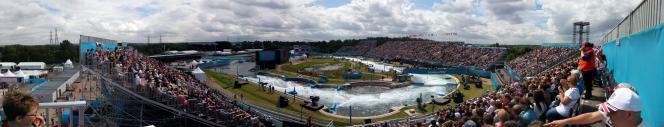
244, 74, 456, 117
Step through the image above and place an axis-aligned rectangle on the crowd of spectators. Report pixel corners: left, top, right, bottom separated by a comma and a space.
507, 47, 577, 77
84, 46, 264, 126
365, 41, 505, 70
363, 58, 581, 127
78, 43, 597, 127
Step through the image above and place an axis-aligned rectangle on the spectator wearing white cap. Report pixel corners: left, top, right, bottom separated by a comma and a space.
544, 83, 644, 127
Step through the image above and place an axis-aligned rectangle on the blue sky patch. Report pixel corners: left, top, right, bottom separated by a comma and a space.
314, 0, 352, 8
135, 6, 159, 17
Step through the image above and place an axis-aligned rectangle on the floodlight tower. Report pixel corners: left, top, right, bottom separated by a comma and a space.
573, 21, 590, 44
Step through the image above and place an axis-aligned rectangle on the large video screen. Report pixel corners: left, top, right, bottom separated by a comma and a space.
258, 51, 276, 61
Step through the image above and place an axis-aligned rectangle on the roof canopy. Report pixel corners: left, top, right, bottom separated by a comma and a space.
192, 67, 205, 74
0, 62, 16, 66
16, 70, 26, 77
4, 70, 15, 77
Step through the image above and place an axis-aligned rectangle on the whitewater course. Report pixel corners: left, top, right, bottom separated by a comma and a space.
234, 57, 459, 118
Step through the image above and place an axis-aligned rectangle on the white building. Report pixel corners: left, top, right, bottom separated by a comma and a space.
18, 62, 46, 70
32, 70, 80, 102
0, 62, 16, 70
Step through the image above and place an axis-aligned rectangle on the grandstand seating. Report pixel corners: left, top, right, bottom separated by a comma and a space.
84, 46, 264, 126
506, 47, 577, 77
364, 41, 506, 70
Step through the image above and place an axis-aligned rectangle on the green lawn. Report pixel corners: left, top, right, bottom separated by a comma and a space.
278, 58, 390, 85
206, 70, 382, 126
205, 70, 495, 126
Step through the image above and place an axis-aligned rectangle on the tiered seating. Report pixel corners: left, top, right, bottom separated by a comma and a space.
366, 41, 505, 70
84, 47, 262, 126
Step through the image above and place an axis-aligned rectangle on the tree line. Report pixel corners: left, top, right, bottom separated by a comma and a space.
129, 37, 430, 55
0, 40, 79, 65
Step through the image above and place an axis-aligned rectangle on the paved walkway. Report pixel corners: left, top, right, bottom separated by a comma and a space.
578, 85, 607, 127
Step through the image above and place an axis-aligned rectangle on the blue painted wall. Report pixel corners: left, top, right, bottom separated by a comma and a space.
602, 24, 664, 126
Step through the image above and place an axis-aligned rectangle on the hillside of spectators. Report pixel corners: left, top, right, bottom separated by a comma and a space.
366, 41, 505, 70
507, 47, 577, 77
362, 57, 581, 127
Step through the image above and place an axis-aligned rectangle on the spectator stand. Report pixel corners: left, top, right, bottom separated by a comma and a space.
83, 66, 221, 127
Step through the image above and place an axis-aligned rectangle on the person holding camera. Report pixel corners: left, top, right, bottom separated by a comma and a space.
2, 92, 45, 127
545, 76, 580, 121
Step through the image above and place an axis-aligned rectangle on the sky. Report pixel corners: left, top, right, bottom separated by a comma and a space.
0, 0, 642, 45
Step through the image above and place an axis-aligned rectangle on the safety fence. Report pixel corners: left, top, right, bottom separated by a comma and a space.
597, 0, 664, 125
600, 0, 664, 44
601, 23, 664, 126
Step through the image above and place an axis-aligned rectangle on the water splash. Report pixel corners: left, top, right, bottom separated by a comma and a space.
244, 73, 455, 117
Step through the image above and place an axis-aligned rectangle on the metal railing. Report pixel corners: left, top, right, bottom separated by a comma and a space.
82, 50, 334, 126
600, 0, 664, 43
38, 101, 89, 127
84, 65, 223, 127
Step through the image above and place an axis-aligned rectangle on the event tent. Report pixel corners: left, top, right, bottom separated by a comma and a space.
191, 67, 206, 82
3, 70, 15, 77
64, 59, 74, 69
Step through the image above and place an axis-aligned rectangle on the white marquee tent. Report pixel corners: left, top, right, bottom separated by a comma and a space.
64, 59, 74, 69
191, 67, 206, 82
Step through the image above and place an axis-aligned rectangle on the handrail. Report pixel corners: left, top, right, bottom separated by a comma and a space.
39, 101, 87, 108
600, 0, 663, 44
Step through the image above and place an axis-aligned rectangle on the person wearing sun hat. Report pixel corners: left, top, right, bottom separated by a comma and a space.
545, 83, 645, 127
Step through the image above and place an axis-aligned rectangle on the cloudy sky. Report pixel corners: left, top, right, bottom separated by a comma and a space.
0, 0, 642, 45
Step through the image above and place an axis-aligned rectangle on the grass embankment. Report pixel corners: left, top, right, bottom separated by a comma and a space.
206, 70, 369, 125
205, 70, 494, 126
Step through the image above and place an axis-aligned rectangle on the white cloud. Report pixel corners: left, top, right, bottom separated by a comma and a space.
0, 0, 643, 45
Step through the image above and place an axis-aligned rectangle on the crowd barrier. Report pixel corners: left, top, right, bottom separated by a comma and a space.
503, 65, 520, 81
602, 24, 664, 126
490, 74, 501, 90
